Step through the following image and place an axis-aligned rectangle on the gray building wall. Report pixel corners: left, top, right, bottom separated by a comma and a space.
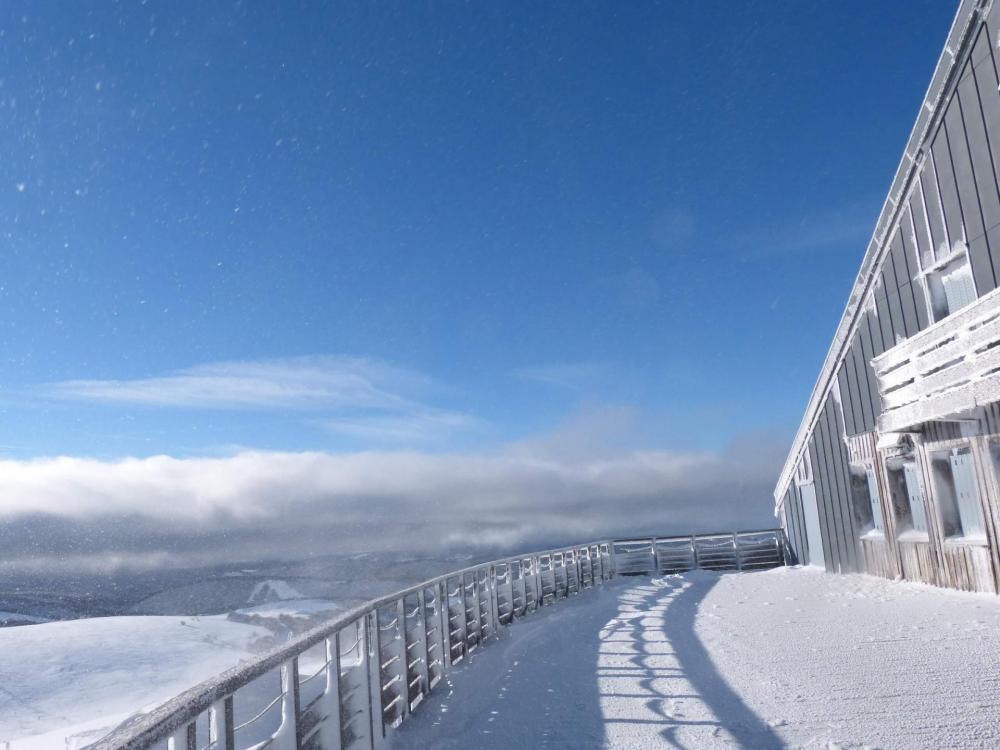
780, 1, 1000, 573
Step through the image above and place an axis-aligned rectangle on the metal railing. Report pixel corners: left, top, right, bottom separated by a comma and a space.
85, 529, 784, 750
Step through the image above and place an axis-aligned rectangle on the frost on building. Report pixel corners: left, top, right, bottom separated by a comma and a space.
776, 0, 1000, 593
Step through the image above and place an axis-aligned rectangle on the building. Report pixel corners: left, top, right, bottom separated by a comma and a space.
776, 0, 1000, 593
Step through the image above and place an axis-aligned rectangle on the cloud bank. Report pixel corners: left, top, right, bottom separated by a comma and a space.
0, 436, 783, 574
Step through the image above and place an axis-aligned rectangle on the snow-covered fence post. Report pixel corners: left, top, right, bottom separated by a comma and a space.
366, 611, 385, 749
266, 660, 300, 750
437, 581, 451, 671
532, 555, 543, 608
208, 696, 235, 750
414, 590, 431, 700
487, 565, 501, 636
690, 535, 699, 570
314, 634, 342, 750
651, 538, 660, 575
167, 723, 195, 750
394, 598, 410, 724
733, 533, 742, 571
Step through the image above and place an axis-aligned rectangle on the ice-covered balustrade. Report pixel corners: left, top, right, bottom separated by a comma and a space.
873, 285, 1000, 433
85, 529, 784, 750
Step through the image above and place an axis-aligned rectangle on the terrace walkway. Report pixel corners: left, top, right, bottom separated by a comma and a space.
390, 568, 1000, 750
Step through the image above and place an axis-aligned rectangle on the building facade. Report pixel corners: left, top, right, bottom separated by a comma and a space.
776, 0, 1000, 593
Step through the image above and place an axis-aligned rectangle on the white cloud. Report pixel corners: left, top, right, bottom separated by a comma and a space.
323, 409, 478, 443
0, 433, 784, 573
40, 356, 422, 410
513, 362, 613, 391
37, 356, 475, 446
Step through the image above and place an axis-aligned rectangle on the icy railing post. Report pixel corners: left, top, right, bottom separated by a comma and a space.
365, 611, 385, 748
487, 565, 501, 636
312, 635, 341, 750
166, 723, 195, 750
651, 538, 660, 575
208, 697, 235, 750
733, 533, 742, 572
265, 660, 300, 750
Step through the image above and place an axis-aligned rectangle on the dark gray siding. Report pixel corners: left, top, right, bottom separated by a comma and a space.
779, 5, 1000, 580
807, 394, 863, 574
782, 484, 807, 566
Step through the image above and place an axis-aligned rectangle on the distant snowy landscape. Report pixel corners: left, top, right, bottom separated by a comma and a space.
5, 567, 1000, 749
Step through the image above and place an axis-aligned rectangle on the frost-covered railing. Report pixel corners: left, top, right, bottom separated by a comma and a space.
86, 529, 784, 750
873, 285, 1000, 433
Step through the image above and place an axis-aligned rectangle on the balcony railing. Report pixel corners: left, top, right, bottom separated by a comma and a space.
84, 529, 785, 750
873, 285, 1000, 433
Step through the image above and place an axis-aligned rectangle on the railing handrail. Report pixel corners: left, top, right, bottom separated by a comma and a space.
85, 528, 783, 750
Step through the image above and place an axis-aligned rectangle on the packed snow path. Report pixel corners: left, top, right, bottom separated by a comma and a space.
391, 567, 1000, 749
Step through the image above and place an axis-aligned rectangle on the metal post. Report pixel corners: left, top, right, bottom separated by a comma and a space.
733, 533, 742, 571
366, 612, 383, 748
416, 589, 431, 695
691, 535, 699, 570
318, 634, 342, 750
168, 722, 196, 750
651, 537, 660, 575
488, 565, 501, 636
438, 581, 451, 672
390, 599, 407, 724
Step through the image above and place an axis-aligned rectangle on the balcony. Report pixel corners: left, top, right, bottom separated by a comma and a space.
873, 285, 1000, 434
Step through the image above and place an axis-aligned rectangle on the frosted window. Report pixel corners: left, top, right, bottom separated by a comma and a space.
902, 462, 928, 533
950, 449, 985, 538
865, 467, 885, 534
941, 263, 976, 315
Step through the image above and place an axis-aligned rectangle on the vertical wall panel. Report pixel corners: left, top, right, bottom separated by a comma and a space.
828, 400, 860, 571
922, 153, 951, 254
850, 334, 874, 432
829, 398, 863, 572
883, 258, 908, 344
808, 434, 840, 573
897, 221, 930, 331
899, 229, 930, 331
786, 485, 808, 566
868, 296, 887, 353
874, 280, 895, 348
969, 34, 1000, 284
947, 85, 997, 294
859, 312, 883, 420
908, 188, 933, 267
890, 232, 920, 336
838, 359, 860, 437
931, 128, 965, 248
959, 49, 1000, 239
813, 419, 848, 572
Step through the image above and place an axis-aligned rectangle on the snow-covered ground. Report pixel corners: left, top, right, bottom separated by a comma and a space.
0, 614, 275, 750
5, 567, 1000, 749
392, 567, 1000, 749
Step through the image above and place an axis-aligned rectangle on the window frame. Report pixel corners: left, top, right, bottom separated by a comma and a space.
927, 442, 988, 544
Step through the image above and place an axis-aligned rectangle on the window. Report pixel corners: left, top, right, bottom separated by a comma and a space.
929, 447, 986, 540
921, 246, 977, 322
884, 458, 929, 536
849, 464, 884, 535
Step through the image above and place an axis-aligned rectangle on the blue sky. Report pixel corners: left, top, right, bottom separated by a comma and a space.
0, 1, 958, 460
